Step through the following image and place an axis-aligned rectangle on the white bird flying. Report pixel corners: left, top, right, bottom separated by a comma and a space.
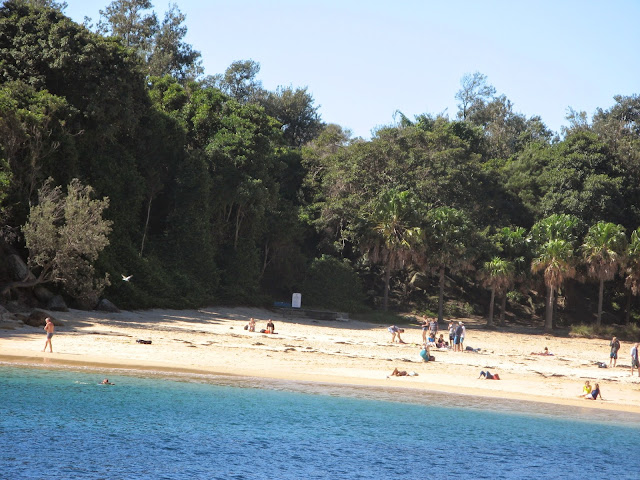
121, 274, 133, 282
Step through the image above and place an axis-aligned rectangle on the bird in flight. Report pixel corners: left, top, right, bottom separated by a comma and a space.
121, 274, 133, 282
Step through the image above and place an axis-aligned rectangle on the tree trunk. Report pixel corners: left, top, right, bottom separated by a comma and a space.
487, 287, 495, 327
139, 196, 153, 257
382, 265, 391, 311
500, 293, 507, 326
596, 278, 604, 327
626, 289, 632, 325
438, 267, 445, 323
545, 286, 554, 332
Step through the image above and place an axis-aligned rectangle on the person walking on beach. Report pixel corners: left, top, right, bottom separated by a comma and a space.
631, 343, 639, 376
609, 336, 620, 367
43, 317, 54, 353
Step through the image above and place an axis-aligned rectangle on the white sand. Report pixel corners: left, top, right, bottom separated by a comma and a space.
2, 307, 640, 414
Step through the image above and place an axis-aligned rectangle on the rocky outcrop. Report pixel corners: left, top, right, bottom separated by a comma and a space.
23, 309, 59, 327
6, 254, 35, 282
47, 295, 68, 312
96, 298, 120, 313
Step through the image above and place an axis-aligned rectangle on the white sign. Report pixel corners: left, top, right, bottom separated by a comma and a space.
292, 293, 302, 308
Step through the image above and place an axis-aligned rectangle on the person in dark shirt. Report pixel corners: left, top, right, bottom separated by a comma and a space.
609, 336, 620, 367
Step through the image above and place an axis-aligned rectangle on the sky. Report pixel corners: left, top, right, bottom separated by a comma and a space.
62, 0, 640, 139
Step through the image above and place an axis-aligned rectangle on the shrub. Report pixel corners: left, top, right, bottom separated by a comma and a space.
301, 255, 367, 313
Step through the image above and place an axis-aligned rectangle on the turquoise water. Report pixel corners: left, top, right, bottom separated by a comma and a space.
1, 365, 639, 480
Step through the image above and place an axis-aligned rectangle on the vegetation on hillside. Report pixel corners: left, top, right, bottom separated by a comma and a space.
2, 1, 640, 334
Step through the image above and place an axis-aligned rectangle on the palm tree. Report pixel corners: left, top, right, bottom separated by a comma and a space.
531, 239, 576, 332
423, 207, 474, 323
624, 228, 640, 323
480, 257, 515, 327
363, 189, 421, 311
530, 214, 581, 332
582, 222, 627, 326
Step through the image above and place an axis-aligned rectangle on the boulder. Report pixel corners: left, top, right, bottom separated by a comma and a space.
96, 298, 120, 313
7, 254, 35, 282
24, 309, 62, 327
47, 295, 68, 312
33, 285, 55, 303
73, 294, 99, 311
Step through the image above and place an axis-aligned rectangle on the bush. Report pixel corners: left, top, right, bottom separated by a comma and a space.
570, 323, 640, 342
301, 255, 367, 313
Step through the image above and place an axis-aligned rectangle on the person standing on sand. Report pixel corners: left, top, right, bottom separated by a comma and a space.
43, 317, 54, 353
448, 321, 455, 347
460, 322, 466, 350
609, 336, 620, 367
454, 322, 463, 352
631, 343, 639, 376
429, 317, 438, 338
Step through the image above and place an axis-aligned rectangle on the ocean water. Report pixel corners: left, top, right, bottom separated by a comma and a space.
1, 365, 639, 480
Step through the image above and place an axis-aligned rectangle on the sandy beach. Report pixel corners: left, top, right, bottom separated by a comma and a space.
2, 307, 640, 414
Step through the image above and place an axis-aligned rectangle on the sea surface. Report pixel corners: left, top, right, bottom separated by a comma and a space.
1, 364, 639, 480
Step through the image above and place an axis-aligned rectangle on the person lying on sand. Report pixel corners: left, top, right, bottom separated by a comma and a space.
531, 347, 553, 356
478, 370, 500, 380
391, 368, 408, 376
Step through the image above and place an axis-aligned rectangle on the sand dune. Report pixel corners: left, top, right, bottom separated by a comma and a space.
2, 307, 639, 414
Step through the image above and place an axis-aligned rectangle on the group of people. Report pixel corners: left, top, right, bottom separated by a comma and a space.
244, 318, 275, 334
580, 380, 603, 400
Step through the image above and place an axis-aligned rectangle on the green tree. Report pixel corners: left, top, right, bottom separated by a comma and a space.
209, 59, 263, 104
362, 189, 421, 311
625, 228, 640, 324
479, 256, 515, 327
97, 0, 157, 52
530, 214, 581, 331
582, 222, 627, 326
455, 71, 496, 121
146, 3, 202, 81
15, 178, 112, 300
422, 207, 475, 323
257, 86, 324, 147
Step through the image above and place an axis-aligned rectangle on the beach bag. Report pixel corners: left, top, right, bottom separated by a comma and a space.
244, 325, 248, 330
429, 355, 435, 361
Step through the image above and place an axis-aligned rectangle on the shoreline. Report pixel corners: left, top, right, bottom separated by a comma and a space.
2, 306, 640, 416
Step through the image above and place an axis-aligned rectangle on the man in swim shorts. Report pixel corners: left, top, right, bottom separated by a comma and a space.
43, 317, 54, 353
609, 336, 620, 367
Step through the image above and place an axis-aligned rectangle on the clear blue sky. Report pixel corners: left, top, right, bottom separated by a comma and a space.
63, 0, 640, 139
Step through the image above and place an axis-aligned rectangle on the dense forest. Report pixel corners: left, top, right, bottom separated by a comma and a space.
2, 0, 640, 332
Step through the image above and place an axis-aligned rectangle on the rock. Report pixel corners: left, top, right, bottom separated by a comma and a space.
7, 254, 35, 282
73, 294, 99, 311
96, 298, 120, 313
24, 309, 61, 327
33, 285, 55, 303
47, 295, 68, 312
